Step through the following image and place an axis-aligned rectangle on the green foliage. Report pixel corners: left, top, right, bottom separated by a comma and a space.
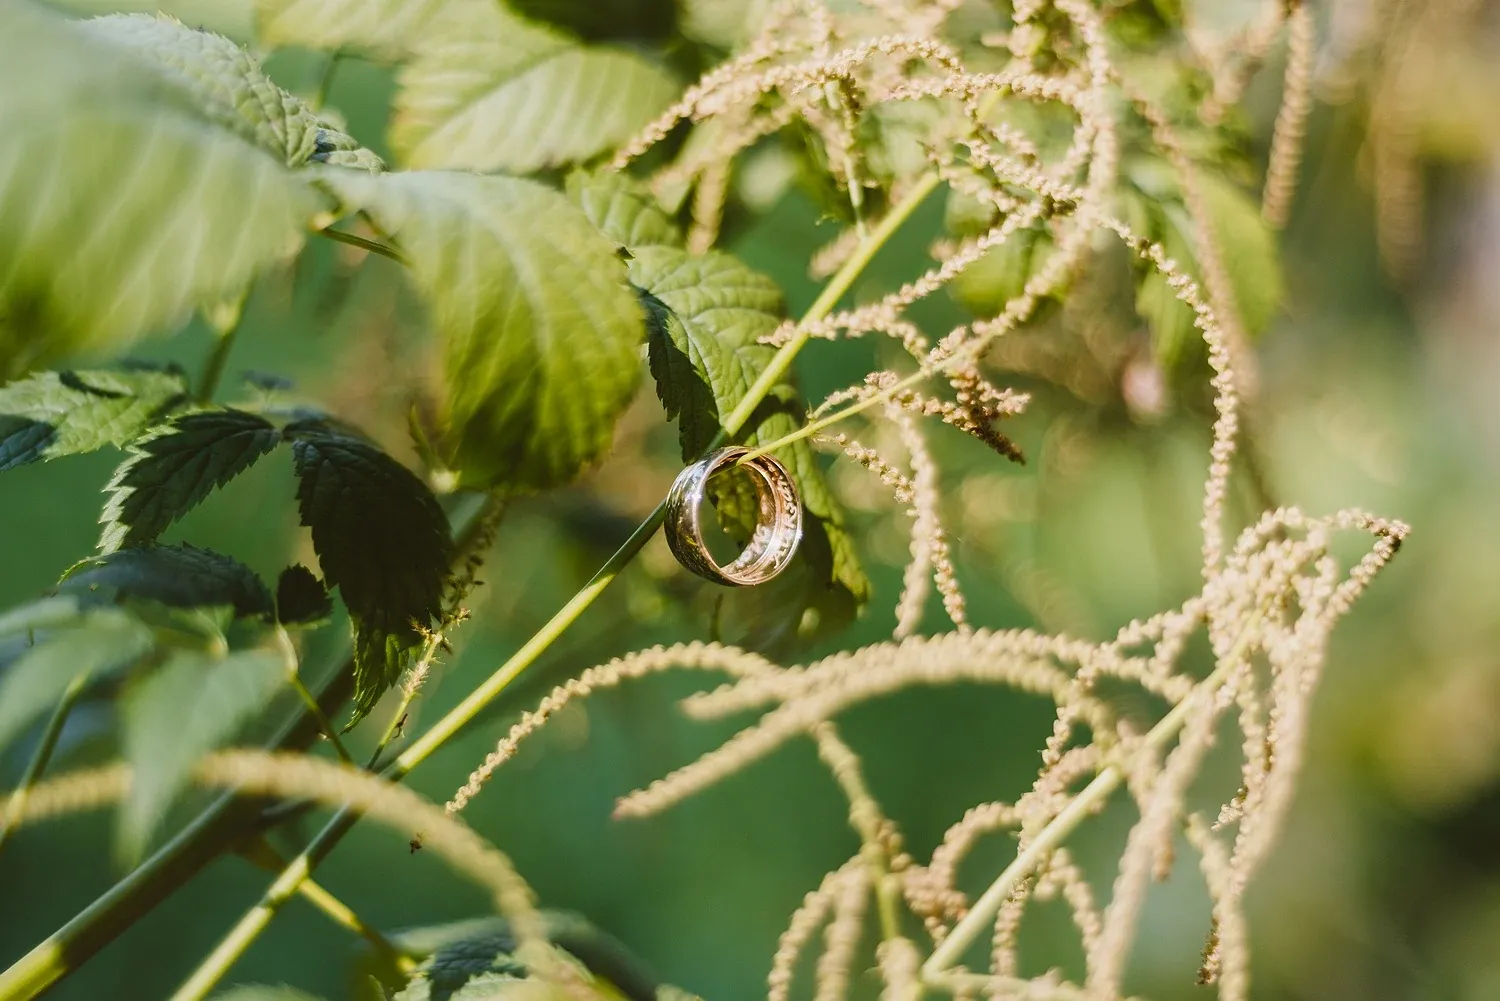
211, 988, 327, 1001
99, 410, 282, 553
388, 0, 679, 173
287, 421, 450, 727
255, 0, 447, 61
275, 564, 333, 626
0, 595, 83, 638
630, 246, 870, 629
564, 170, 684, 250
320, 169, 646, 492
0, 2, 317, 375
61, 544, 275, 620
0, 608, 153, 754
0, 368, 189, 472
78, 13, 382, 170
1121, 156, 1284, 368
506, 0, 679, 43
119, 647, 284, 858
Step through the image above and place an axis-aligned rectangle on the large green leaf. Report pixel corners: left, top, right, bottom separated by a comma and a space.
0, 3, 317, 375
256, 0, 447, 61
99, 409, 282, 553
389, 0, 678, 173
286, 421, 450, 727
0, 609, 153, 754
61, 544, 275, 620
630, 246, 869, 631
0, 368, 189, 472
119, 647, 284, 858
505, 0, 678, 43
320, 169, 646, 491
79, 13, 382, 170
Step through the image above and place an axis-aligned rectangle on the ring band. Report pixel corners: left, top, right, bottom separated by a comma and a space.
665, 447, 803, 586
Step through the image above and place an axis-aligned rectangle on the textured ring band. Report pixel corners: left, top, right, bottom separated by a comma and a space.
664, 446, 803, 586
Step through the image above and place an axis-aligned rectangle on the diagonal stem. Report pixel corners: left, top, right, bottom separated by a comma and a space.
0, 675, 88, 859
166, 176, 946, 1001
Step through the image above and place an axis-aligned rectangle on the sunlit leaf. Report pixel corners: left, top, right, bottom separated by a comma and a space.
0, 609, 153, 754
79, 13, 382, 170
565, 169, 683, 250
0, 368, 189, 472
320, 169, 646, 491
389, 0, 678, 173
0, 3, 317, 375
61, 544, 275, 620
99, 409, 282, 553
287, 421, 449, 727
256, 0, 447, 61
119, 646, 284, 859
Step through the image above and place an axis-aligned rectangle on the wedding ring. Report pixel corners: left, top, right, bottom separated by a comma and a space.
665, 447, 803, 586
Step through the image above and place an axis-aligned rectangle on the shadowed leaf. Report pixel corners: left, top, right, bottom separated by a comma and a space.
276, 564, 333, 626
0, 368, 189, 472
61, 544, 274, 620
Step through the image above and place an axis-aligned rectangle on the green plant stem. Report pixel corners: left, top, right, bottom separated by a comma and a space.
236, 836, 416, 973
310, 51, 344, 112
168, 175, 946, 1001
197, 301, 247, 404
919, 657, 1237, 983
318, 228, 408, 266
0, 675, 87, 859
275, 626, 352, 766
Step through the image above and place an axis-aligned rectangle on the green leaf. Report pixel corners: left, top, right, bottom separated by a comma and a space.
0, 368, 189, 472
119, 646, 284, 859
61, 544, 275, 620
276, 564, 333, 626
950, 226, 1054, 319
211, 988, 328, 1001
286, 421, 450, 727
99, 409, 281, 553
319, 169, 646, 491
0, 595, 83, 638
389, 0, 678, 173
256, 0, 448, 62
565, 170, 683, 250
630, 246, 869, 632
504, 0, 678, 43
0, 3, 317, 375
0, 609, 153, 754
79, 13, 382, 170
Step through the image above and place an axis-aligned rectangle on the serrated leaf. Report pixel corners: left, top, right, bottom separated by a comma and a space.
99, 409, 281, 553
630, 246, 869, 632
389, 0, 678, 173
286, 421, 449, 726
0, 368, 189, 471
565, 170, 683, 250
0, 609, 153, 754
319, 169, 646, 491
256, 0, 447, 62
79, 14, 382, 170
119, 646, 284, 859
276, 564, 333, 626
61, 544, 275, 620
0, 3, 317, 375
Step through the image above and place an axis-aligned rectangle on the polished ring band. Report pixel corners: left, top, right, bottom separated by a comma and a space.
664, 447, 803, 587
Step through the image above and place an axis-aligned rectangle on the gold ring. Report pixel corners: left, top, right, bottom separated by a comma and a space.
664, 447, 803, 586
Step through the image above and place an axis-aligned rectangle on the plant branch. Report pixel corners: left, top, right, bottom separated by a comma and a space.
275, 626, 352, 766
167, 176, 946, 1001
318, 228, 408, 266
0, 675, 87, 859
197, 293, 249, 404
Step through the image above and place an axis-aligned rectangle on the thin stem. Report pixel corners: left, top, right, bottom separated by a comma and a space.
275, 627, 352, 766
311, 52, 344, 112
318, 228, 409, 266
0, 675, 87, 859
235, 836, 416, 974
169, 177, 946, 1001
920, 654, 1239, 981
197, 296, 248, 404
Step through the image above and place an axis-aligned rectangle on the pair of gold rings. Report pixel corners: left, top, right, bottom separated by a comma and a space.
664, 447, 802, 586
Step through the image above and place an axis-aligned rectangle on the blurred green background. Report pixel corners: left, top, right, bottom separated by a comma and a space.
4, 3, 1500, 999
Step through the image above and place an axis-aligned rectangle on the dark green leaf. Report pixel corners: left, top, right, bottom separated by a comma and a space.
79, 13, 382, 170
119, 647, 285, 860
211, 988, 329, 1001
630, 246, 869, 632
61, 544, 275, 620
0, 3, 317, 375
505, 0, 677, 42
389, 0, 679, 173
565, 170, 683, 250
286, 422, 450, 727
319, 169, 647, 491
99, 409, 281, 553
276, 564, 333, 626
0, 609, 153, 754
0, 368, 189, 472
